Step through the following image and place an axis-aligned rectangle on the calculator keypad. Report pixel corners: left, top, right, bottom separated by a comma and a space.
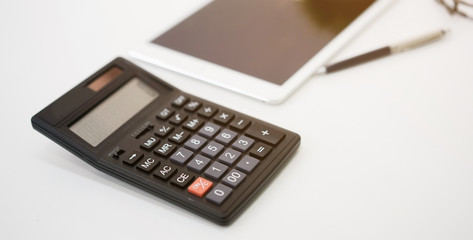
110, 94, 289, 208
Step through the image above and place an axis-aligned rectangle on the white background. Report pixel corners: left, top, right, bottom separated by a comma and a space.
1, 0, 473, 239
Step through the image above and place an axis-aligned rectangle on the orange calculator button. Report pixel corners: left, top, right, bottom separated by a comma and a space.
188, 177, 213, 197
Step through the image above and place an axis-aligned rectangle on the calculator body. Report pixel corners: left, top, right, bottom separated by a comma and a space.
32, 57, 300, 225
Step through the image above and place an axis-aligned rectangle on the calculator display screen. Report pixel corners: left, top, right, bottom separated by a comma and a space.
70, 78, 159, 147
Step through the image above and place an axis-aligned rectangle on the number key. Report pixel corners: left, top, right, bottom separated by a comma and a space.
215, 128, 237, 145
184, 135, 207, 151
170, 147, 193, 165
204, 162, 228, 180
206, 183, 233, 205
218, 148, 241, 165
232, 135, 254, 152
198, 122, 221, 139
187, 154, 211, 173
201, 141, 224, 158
222, 169, 246, 188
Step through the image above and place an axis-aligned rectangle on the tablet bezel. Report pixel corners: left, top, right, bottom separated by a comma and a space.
129, 0, 393, 104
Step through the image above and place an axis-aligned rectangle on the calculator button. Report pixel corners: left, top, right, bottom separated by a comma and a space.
222, 169, 246, 188
184, 100, 201, 112
187, 154, 211, 173
218, 148, 241, 165
205, 183, 233, 205
229, 118, 251, 131
206, 183, 233, 205
153, 141, 176, 157
183, 117, 203, 131
246, 122, 285, 145
198, 122, 221, 139
170, 147, 193, 166
232, 135, 255, 152
204, 162, 228, 180
123, 151, 143, 165
153, 164, 176, 180
249, 142, 272, 159
169, 129, 190, 144
157, 107, 174, 120
172, 95, 188, 107
188, 177, 213, 197
108, 147, 125, 159
214, 128, 237, 145
184, 135, 207, 152
155, 123, 174, 138
214, 111, 234, 125
169, 112, 188, 125
201, 141, 224, 158
236, 155, 260, 174
137, 157, 160, 173
140, 136, 159, 150
171, 170, 195, 188
197, 105, 217, 118
131, 121, 154, 139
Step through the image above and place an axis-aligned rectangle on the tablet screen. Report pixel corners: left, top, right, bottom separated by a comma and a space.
152, 0, 375, 85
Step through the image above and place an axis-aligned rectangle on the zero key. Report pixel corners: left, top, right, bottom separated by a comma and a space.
245, 122, 285, 145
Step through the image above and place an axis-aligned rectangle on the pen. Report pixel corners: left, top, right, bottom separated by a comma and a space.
316, 29, 448, 74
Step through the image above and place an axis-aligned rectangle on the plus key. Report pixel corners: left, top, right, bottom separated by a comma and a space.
246, 122, 285, 145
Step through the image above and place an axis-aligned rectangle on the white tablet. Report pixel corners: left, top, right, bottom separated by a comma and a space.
130, 0, 393, 104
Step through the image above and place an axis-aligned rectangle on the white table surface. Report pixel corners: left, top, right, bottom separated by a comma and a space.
1, 0, 473, 239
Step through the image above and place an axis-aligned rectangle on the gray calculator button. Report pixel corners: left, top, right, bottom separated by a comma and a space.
197, 105, 217, 118
218, 148, 241, 165
172, 95, 188, 107
170, 147, 193, 165
184, 135, 207, 151
198, 122, 220, 138
215, 128, 237, 145
232, 135, 255, 152
201, 141, 224, 158
236, 155, 259, 173
204, 162, 228, 180
222, 169, 246, 188
206, 183, 233, 205
157, 107, 174, 120
187, 154, 211, 173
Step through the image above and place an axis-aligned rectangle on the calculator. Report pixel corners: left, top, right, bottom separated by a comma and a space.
31, 57, 300, 225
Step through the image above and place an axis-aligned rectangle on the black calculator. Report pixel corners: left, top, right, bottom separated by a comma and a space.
31, 57, 300, 225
